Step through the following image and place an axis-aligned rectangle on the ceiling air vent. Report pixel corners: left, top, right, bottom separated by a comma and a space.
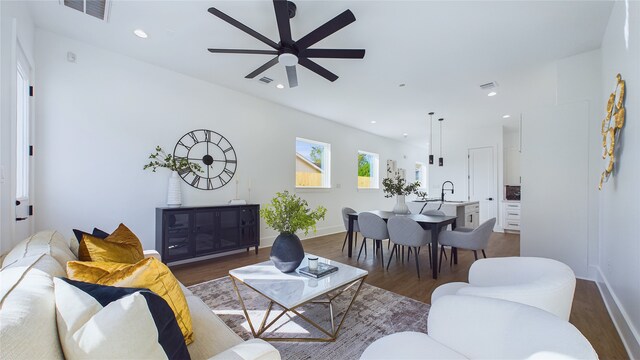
479, 81, 498, 90
62, 0, 111, 21
258, 77, 274, 84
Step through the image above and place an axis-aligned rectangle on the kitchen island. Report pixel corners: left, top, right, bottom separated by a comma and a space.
408, 200, 480, 229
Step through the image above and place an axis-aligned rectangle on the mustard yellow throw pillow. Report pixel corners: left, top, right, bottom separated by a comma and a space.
67, 257, 194, 345
79, 223, 144, 263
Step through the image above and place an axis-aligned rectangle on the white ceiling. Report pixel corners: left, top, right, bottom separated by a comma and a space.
27, 0, 613, 146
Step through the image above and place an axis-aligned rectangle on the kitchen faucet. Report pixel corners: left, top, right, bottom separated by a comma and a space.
441, 181, 454, 202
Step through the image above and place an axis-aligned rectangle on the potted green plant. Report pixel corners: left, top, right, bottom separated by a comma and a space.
143, 146, 202, 207
260, 191, 327, 272
382, 174, 421, 214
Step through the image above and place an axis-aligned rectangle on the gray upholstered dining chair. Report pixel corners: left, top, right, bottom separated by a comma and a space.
341, 207, 360, 252
357, 212, 389, 266
438, 217, 497, 272
387, 216, 431, 278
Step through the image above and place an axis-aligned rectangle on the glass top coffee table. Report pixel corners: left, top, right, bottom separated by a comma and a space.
229, 254, 368, 342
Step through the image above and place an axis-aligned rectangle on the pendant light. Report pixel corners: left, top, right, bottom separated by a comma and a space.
438, 118, 444, 166
428, 112, 435, 165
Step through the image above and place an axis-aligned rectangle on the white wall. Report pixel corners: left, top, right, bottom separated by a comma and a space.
597, 0, 640, 357
0, 0, 35, 254
33, 30, 426, 251
520, 49, 602, 280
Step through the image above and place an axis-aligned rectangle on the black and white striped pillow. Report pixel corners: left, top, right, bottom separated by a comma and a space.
54, 278, 190, 360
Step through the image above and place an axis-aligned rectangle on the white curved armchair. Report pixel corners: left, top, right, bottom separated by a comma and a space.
431, 257, 576, 320
360, 295, 597, 360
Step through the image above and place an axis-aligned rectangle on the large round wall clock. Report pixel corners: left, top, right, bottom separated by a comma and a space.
173, 129, 237, 190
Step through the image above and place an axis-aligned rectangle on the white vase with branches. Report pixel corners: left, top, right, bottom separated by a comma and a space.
143, 146, 203, 207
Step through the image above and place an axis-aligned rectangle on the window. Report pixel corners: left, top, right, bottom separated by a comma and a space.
358, 151, 379, 189
16, 50, 30, 200
295, 138, 331, 188
415, 162, 427, 190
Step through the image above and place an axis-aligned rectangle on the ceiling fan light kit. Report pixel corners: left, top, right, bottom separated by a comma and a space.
207, 0, 365, 88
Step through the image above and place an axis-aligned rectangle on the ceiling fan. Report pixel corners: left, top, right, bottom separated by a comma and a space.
207, 0, 365, 88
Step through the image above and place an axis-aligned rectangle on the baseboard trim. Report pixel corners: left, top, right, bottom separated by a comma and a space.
595, 266, 639, 359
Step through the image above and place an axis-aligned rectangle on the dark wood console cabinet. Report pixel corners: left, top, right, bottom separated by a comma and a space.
156, 204, 260, 263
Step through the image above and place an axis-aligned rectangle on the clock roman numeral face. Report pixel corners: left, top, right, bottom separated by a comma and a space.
173, 129, 237, 190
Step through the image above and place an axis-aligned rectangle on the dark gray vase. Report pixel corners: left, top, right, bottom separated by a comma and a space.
270, 233, 305, 273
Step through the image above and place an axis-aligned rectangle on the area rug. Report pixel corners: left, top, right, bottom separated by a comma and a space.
188, 277, 430, 360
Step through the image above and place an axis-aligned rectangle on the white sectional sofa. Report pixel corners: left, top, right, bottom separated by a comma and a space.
0, 230, 280, 360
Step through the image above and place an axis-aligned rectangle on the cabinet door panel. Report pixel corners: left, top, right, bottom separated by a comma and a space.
239, 226, 257, 246
164, 212, 193, 261
218, 209, 240, 249
194, 211, 216, 255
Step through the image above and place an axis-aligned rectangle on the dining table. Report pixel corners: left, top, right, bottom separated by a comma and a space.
347, 210, 457, 279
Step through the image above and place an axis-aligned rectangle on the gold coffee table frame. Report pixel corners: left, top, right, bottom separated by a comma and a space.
229, 274, 367, 342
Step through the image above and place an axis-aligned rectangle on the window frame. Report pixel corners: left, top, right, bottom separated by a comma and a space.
295, 137, 331, 189
415, 161, 427, 190
357, 150, 380, 190
15, 48, 30, 201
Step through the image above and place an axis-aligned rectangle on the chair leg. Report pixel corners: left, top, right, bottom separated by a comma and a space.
386, 244, 397, 270
427, 244, 432, 268
357, 238, 367, 260
414, 247, 420, 279
354, 233, 358, 252
442, 247, 448, 260
482, 249, 487, 258
379, 240, 385, 267
341, 232, 348, 252
439, 246, 445, 273
388, 239, 391, 250
450, 248, 453, 266
473, 250, 478, 260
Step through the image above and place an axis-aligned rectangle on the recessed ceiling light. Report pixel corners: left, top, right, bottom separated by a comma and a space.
133, 29, 148, 39
502, 114, 511, 118
276, 84, 284, 89
487, 91, 497, 97
403, 133, 408, 137
370, 120, 377, 124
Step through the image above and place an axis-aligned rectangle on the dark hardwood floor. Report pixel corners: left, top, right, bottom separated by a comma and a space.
172, 232, 628, 359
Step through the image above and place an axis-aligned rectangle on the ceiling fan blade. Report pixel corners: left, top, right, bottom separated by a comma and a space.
295, 10, 356, 50
273, 0, 293, 44
245, 56, 280, 79
208, 7, 280, 49
298, 58, 338, 82
286, 65, 298, 88
301, 49, 365, 59
208, 49, 279, 55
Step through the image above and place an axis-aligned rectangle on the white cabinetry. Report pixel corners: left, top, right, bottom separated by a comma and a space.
503, 202, 521, 232
463, 203, 480, 228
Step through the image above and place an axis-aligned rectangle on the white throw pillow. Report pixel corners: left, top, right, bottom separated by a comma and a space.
53, 278, 190, 360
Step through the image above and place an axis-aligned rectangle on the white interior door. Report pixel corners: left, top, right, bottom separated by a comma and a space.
13, 42, 33, 241
468, 146, 497, 227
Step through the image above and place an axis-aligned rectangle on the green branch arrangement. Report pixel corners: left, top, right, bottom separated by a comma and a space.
382, 175, 421, 198
143, 146, 203, 173
260, 191, 327, 236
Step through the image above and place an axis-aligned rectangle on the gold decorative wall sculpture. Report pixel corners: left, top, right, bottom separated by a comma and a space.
599, 73, 626, 190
